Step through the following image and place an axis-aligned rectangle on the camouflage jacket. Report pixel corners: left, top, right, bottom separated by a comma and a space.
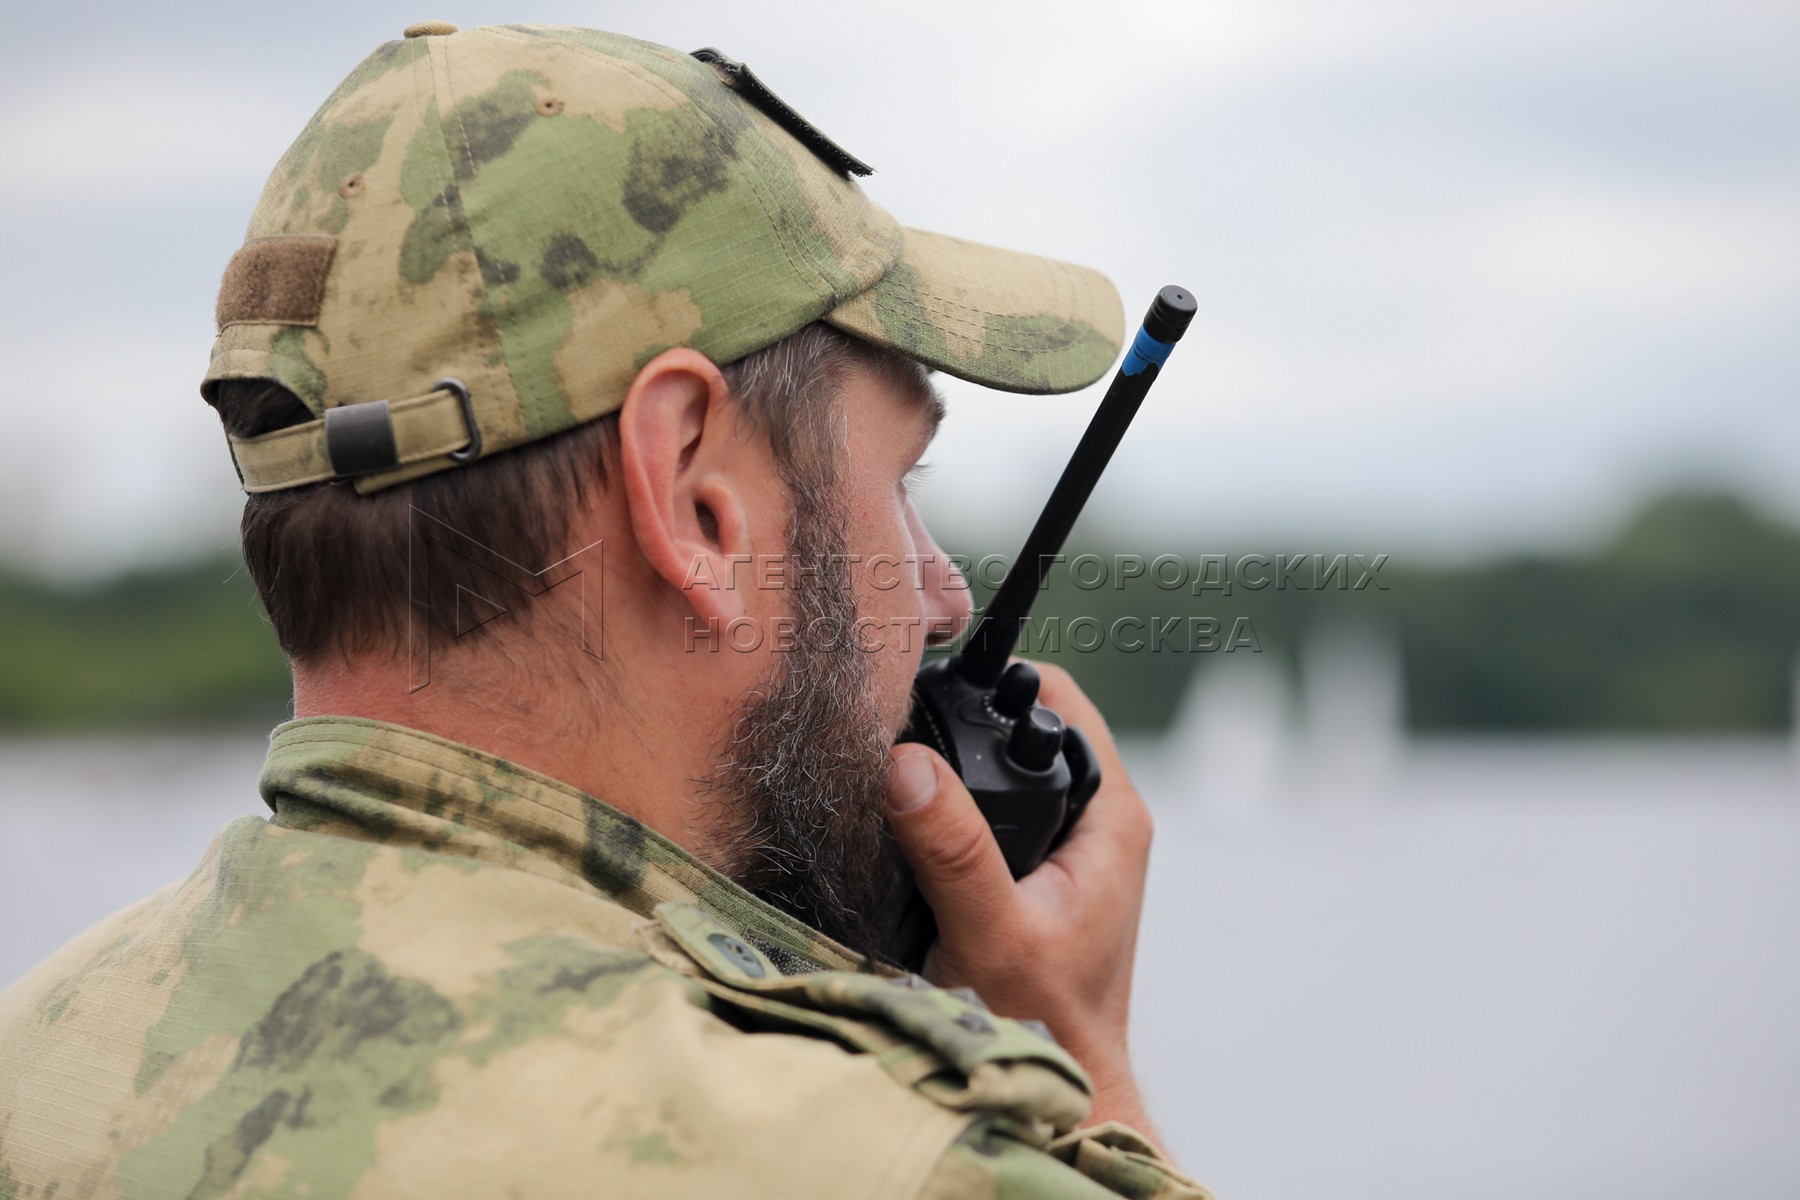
0, 717, 1206, 1198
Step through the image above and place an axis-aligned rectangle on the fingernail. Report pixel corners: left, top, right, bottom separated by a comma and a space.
888, 750, 938, 813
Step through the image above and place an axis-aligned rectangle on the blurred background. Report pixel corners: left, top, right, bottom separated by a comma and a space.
1, 1, 1796, 1196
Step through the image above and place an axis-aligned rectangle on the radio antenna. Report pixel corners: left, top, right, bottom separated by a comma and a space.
953, 285, 1197, 688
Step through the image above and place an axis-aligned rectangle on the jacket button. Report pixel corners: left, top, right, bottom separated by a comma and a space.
954, 1011, 995, 1035
706, 932, 766, 978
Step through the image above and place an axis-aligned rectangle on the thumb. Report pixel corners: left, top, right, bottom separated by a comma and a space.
885, 745, 1019, 942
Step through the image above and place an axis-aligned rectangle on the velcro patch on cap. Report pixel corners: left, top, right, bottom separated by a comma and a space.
215, 235, 337, 330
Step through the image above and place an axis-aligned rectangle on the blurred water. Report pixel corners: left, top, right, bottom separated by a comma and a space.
2, 719, 1797, 1199
1131, 735, 1800, 1199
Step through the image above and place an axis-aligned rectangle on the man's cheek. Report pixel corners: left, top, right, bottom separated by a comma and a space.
867, 639, 916, 738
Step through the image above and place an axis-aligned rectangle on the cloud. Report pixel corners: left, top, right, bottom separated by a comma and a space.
0, 54, 312, 216
1, 0, 1796, 574
0, 322, 243, 579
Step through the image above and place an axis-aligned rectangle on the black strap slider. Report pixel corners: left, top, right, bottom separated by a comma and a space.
324, 400, 399, 477
437, 377, 482, 464
692, 48, 873, 178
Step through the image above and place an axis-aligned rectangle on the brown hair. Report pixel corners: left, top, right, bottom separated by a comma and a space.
209, 324, 926, 663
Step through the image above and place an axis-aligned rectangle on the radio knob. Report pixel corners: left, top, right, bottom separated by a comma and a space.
992, 661, 1041, 718
1005, 706, 1064, 773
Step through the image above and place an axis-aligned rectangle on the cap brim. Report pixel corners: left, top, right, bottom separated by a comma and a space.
824, 227, 1124, 395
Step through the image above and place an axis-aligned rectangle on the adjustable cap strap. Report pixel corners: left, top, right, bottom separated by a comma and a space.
227, 379, 481, 493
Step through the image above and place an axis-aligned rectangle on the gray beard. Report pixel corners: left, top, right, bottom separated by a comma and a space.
704, 495, 902, 966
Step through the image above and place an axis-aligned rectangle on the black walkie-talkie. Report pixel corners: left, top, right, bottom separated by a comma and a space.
884, 285, 1197, 971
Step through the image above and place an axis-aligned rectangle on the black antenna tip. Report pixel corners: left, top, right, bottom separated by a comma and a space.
1144, 285, 1197, 344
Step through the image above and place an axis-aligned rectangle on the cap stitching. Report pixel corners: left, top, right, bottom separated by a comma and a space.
898, 250, 1110, 353
633, 43, 841, 312
857, 236, 1110, 355
1050, 256, 1071, 333
729, 128, 834, 304
485, 26, 839, 343
557, 33, 843, 308
227, 386, 477, 491
417, 42, 517, 448
724, 109, 840, 305
435, 41, 543, 444
906, 291, 1097, 354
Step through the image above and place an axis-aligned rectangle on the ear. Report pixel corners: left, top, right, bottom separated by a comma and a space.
617, 348, 754, 624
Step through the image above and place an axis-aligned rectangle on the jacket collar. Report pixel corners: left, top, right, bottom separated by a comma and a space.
259, 715, 864, 975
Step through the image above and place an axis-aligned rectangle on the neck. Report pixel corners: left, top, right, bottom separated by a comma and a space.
291, 617, 746, 863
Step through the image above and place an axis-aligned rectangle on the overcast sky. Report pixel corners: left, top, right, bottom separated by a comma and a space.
2, 0, 1795, 578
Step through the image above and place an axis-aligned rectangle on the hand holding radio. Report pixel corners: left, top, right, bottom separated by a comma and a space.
881, 285, 1196, 970
878, 284, 1195, 1144
884, 662, 1159, 1140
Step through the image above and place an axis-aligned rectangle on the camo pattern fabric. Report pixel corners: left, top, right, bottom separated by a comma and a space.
203, 24, 1124, 494
0, 718, 1207, 1198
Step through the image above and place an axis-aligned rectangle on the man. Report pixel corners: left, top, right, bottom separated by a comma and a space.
0, 22, 1204, 1198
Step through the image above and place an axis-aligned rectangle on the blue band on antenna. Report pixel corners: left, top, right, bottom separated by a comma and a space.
1121, 327, 1174, 377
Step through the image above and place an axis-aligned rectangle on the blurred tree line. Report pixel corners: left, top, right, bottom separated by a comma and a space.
2, 491, 1796, 734
0, 558, 291, 730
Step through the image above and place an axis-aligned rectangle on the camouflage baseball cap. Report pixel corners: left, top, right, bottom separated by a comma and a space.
204, 22, 1125, 494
